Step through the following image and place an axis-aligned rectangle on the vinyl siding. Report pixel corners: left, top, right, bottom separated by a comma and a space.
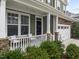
43, 16, 47, 34
30, 14, 35, 35
50, 15, 53, 34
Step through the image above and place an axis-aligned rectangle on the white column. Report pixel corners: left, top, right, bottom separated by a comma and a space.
28, 16, 31, 36
47, 12, 50, 33
56, 15, 58, 32
53, 16, 56, 33
0, 0, 7, 38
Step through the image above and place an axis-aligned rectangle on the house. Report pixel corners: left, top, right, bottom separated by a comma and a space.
0, 0, 73, 50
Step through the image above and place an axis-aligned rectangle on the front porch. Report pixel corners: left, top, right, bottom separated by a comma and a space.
0, 0, 58, 50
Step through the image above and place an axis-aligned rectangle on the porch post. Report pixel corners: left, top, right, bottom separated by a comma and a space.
55, 15, 59, 40
0, 0, 7, 38
47, 12, 51, 40
47, 12, 50, 33
56, 15, 58, 32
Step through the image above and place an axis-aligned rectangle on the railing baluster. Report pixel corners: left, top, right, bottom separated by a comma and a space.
9, 34, 52, 51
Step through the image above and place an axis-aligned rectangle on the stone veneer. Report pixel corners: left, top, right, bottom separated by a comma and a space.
0, 39, 9, 51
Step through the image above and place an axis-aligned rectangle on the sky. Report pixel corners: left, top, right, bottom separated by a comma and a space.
67, 0, 79, 14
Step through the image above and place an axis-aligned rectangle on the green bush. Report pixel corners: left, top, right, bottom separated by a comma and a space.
66, 44, 79, 59
26, 46, 49, 59
0, 49, 25, 59
40, 41, 64, 59
71, 22, 79, 38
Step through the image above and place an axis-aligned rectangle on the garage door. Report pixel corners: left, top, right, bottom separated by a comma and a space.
58, 24, 71, 41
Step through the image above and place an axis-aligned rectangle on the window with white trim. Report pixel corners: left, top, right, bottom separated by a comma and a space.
21, 15, 29, 35
57, 0, 61, 10
7, 13, 18, 36
63, 5, 66, 13
7, 12, 29, 36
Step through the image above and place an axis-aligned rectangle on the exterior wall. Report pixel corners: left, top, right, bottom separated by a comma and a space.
43, 16, 47, 34
50, 15, 53, 34
0, 39, 9, 51
61, 0, 67, 5
30, 14, 35, 35
58, 18, 72, 25
0, 0, 71, 38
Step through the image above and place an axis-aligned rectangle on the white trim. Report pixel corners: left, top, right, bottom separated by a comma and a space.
18, 13, 21, 35
53, 16, 56, 33
29, 15, 31, 36
56, 15, 58, 32
0, 0, 7, 38
41, 16, 43, 35
47, 12, 51, 33
35, 16, 43, 35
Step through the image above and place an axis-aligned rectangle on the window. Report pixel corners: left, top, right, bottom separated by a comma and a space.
21, 15, 29, 35
58, 26, 60, 29
61, 26, 63, 29
7, 13, 18, 36
57, 0, 61, 10
63, 5, 66, 13
7, 12, 29, 36
48, 0, 50, 4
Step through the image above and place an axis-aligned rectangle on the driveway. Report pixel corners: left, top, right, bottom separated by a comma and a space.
62, 39, 79, 49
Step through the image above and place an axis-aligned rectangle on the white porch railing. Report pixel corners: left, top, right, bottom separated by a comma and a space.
9, 34, 47, 51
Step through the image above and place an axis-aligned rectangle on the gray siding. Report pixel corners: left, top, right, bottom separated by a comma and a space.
50, 15, 53, 34
43, 16, 47, 34
30, 14, 35, 35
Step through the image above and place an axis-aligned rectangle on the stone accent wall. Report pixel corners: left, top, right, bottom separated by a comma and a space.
58, 18, 72, 25
0, 39, 9, 51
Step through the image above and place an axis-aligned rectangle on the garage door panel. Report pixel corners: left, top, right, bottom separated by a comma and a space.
58, 24, 70, 41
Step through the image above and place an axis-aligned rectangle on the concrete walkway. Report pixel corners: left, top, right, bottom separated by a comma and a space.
62, 39, 79, 49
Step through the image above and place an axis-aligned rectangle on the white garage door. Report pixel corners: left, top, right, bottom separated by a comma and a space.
58, 24, 71, 41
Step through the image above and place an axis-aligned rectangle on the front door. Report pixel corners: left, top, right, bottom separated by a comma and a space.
36, 18, 42, 35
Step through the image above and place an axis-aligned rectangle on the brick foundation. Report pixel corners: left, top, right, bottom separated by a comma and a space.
0, 39, 9, 51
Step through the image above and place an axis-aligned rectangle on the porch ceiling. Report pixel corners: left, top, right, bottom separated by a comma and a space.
13, 0, 74, 21
7, 0, 74, 21
6, 0, 47, 16
14, 0, 49, 13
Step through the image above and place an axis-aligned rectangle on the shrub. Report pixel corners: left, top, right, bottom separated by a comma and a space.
40, 41, 64, 59
0, 49, 25, 59
26, 46, 49, 59
66, 44, 79, 59
71, 22, 79, 38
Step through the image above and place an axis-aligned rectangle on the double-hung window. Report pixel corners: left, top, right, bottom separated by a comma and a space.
63, 5, 66, 13
57, 0, 61, 10
7, 13, 18, 36
7, 12, 29, 36
21, 15, 29, 35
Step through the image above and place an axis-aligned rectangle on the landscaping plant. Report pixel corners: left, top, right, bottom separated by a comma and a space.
0, 49, 25, 59
26, 46, 49, 59
40, 40, 64, 59
66, 44, 79, 59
